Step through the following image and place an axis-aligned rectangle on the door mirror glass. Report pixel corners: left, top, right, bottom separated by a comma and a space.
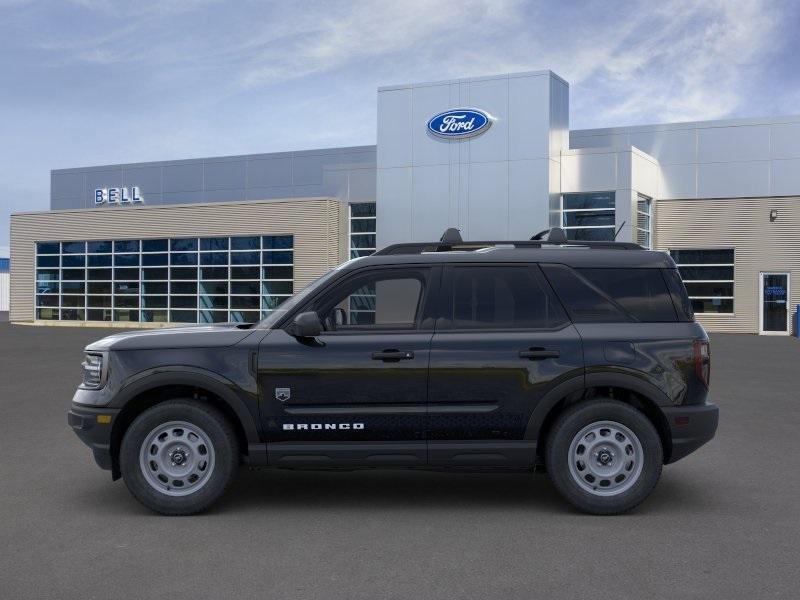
288, 311, 322, 338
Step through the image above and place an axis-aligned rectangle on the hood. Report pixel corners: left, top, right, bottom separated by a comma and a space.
85, 323, 258, 352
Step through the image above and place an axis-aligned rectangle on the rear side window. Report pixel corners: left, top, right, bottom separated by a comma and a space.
577, 268, 678, 322
541, 264, 629, 323
662, 268, 694, 321
449, 266, 568, 329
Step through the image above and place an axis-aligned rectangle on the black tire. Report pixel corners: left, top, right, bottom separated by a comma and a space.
120, 399, 239, 515
545, 399, 663, 515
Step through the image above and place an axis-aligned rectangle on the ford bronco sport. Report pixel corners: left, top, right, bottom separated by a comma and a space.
68, 227, 718, 515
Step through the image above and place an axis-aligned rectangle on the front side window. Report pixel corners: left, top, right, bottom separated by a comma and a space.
669, 249, 734, 314
561, 192, 616, 241
449, 266, 568, 330
315, 269, 427, 330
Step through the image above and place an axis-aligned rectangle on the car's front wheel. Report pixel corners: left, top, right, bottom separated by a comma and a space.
120, 400, 239, 515
546, 399, 663, 515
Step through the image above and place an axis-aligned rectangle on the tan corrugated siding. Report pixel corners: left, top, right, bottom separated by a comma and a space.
10, 198, 344, 322
655, 196, 800, 334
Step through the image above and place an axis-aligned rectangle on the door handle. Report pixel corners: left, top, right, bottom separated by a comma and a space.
519, 348, 560, 360
372, 349, 415, 362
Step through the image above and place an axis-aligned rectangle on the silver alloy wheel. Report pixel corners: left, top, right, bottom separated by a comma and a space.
138, 420, 216, 497
567, 420, 644, 496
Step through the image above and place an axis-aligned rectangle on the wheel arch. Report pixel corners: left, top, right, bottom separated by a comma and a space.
109, 370, 260, 480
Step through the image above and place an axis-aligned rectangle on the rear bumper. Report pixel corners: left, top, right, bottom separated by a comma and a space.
68, 405, 120, 471
662, 402, 719, 464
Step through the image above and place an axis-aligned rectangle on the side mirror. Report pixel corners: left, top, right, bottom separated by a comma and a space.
288, 311, 322, 338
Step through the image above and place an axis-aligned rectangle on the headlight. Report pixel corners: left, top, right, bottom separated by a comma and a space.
81, 353, 106, 389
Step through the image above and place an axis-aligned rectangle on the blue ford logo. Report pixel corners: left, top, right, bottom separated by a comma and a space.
427, 108, 493, 139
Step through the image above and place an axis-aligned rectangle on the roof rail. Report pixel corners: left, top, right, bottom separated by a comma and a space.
373, 227, 643, 256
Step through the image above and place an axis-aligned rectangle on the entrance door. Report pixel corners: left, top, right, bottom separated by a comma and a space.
759, 273, 790, 335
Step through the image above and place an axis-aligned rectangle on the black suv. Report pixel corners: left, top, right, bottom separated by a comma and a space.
68, 228, 718, 515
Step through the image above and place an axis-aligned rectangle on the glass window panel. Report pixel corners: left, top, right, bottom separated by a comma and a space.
231, 251, 259, 265
36, 281, 59, 294
170, 252, 198, 266
141, 281, 168, 294
142, 296, 168, 308
142, 239, 168, 252
350, 234, 376, 249
350, 203, 376, 217
201, 267, 228, 280
691, 299, 734, 313
61, 294, 86, 308
230, 310, 259, 323
262, 296, 289, 310
142, 310, 168, 322
577, 269, 677, 322
262, 281, 293, 295
61, 309, 85, 320
563, 192, 615, 210
231, 281, 259, 295
262, 235, 293, 249
230, 236, 260, 250
88, 295, 112, 308
170, 238, 198, 251
200, 281, 228, 295
231, 296, 260, 309
36, 242, 60, 254
62, 269, 86, 281
678, 266, 734, 281
36, 307, 59, 320
36, 269, 59, 281
114, 268, 139, 280
170, 267, 197, 280
87, 309, 112, 321
142, 267, 168, 280
115, 296, 139, 308
200, 310, 229, 323
87, 241, 112, 253
670, 249, 734, 265
88, 254, 113, 267
170, 281, 197, 295
350, 249, 374, 259
199, 295, 228, 309
200, 252, 228, 265
231, 266, 260, 280
61, 241, 86, 254
350, 218, 376, 233
88, 268, 112, 281
541, 264, 629, 323
565, 228, 615, 241
262, 251, 293, 264
684, 282, 734, 297
200, 237, 229, 251
114, 281, 140, 294
36, 295, 59, 307
88, 282, 112, 294
37, 256, 59, 268
562, 211, 615, 228
114, 240, 139, 253
62, 282, 85, 294
263, 266, 293, 280
114, 253, 139, 267
62, 255, 86, 267
142, 253, 168, 266
170, 310, 197, 323
114, 309, 139, 322
170, 296, 196, 309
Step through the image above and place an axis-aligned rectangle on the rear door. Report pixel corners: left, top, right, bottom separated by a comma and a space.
427, 264, 584, 466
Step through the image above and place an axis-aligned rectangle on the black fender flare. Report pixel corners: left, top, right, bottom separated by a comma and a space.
523, 371, 671, 442
111, 367, 261, 444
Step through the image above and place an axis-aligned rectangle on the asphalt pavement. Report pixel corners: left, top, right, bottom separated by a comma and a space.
0, 323, 798, 599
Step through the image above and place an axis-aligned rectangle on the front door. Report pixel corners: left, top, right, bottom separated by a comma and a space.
427, 264, 584, 466
258, 265, 439, 465
759, 272, 790, 335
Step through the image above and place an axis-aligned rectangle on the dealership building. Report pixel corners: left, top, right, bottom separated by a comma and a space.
10, 69, 800, 334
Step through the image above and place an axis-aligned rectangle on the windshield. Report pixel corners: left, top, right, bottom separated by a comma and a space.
257, 266, 341, 329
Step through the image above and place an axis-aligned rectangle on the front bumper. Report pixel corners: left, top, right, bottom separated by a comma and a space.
662, 402, 719, 463
68, 404, 120, 471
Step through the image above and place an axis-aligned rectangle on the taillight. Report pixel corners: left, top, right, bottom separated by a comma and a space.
693, 339, 710, 388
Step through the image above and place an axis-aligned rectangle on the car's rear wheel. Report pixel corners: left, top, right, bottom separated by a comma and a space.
120, 400, 238, 515
546, 399, 663, 515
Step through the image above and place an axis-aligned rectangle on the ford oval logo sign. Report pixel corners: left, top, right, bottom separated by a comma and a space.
427, 108, 493, 139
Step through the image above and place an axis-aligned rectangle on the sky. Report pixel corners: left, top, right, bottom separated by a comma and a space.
1, 0, 799, 251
